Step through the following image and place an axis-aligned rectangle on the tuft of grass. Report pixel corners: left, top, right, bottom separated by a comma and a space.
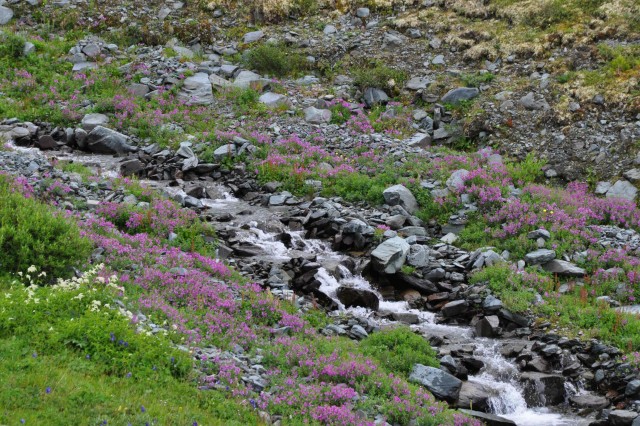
0, 32, 26, 59
460, 72, 495, 88
352, 62, 407, 95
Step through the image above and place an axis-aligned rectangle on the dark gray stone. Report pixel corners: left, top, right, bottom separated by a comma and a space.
409, 364, 462, 402
441, 87, 479, 105
363, 87, 389, 107
86, 126, 136, 154
336, 286, 379, 311
458, 410, 516, 426
524, 249, 556, 265
441, 300, 469, 318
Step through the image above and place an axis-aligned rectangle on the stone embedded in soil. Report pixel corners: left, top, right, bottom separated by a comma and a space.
81, 113, 109, 132
363, 87, 389, 107
0, 6, 14, 25
441, 87, 479, 105
606, 180, 638, 201
178, 72, 214, 106
409, 364, 462, 402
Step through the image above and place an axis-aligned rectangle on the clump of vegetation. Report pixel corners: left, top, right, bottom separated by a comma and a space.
0, 175, 92, 279
361, 327, 439, 376
352, 61, 408, 94
0, 32, 26, 59
243, 43, 308, 77
460, 72, 495, 88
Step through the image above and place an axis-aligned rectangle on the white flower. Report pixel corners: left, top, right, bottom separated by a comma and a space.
27, 266, 37, 273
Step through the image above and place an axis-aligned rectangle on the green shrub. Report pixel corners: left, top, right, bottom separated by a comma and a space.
0, 32, 26, 59
506, 152, 546, 186
360, 326, 439, 376
0, 176, 92, 279
460, 72, 495, 88
329, 103, 352, 125
243, 43, 308, 77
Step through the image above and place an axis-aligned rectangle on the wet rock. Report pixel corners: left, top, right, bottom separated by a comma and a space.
475, 315, 500, 337
542, 260, 585, 277
524, 249, 556, 265
441, 88, 479, 105
458, 410, 516, 426
36, 135, 57, 150
391, 312, 419, 324
336, 286, 379, 310
371, 237, 410, 274
627, 379, 640, 397
456, 382, 493, 412
441, 300, 469, 318
609, 410, 638, 426
383, 184, 418, 214
86, 126, 136, 154
520, 372, 565, 406
409, 364, 462, 402
482, 295, 503, 312
178, 73, 214, 105
569, 394, 609, 410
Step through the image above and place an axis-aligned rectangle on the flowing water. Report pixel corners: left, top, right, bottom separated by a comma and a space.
9, 142, 595, 425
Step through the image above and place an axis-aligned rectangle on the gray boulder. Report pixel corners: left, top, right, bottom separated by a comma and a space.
446, 169, 470, 191
81, 113, 109, 132
243, 30, 264, 43
407, 244, 429, 268
363, 88, 389, 107
259, 92, 289, 108
213, 143, 236, 161
441, 87, 479, 105
458, 410, 516, 426
607, 180, 638, 201
86, 126, 136, 154
542, 260, 585, 277
409, 364, 462, 402
569, 394, 608, 410
524, 249, 556, 265
336, 286, 379, 310
179, 73, 214, 105
0, 6, 13, 25
520, 372, 565, 406
475, 315, 500, 337
304, 106, 331, 124
383, 184, 419, 214
441, 300, 469, 317
371, 237, 410, 274
609, 410, 638, 426
456, 382, 494, 412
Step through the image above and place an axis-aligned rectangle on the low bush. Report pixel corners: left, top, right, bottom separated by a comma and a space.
361, 326, 439, 376
243, 43, 308, 77
0, 175, 91, 279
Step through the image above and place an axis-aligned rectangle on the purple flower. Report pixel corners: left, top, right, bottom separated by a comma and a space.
141, 405, 146, 413
46, 387, 51, 394
32, 352, 37, 358
110, 333, 116, 342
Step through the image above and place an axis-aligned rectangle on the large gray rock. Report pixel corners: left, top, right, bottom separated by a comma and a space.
441, 87, 479, 105
243, 30, 264, 43
609, 410, 638, 426
524, 249, 556, 265
458, 410, 516, 426
407, 244, 429, 268
81, 113, 109, 132
178, 72, 214, 105
542, 260, 585, 277
475, 315, 500, 337
569, 394, 608, 409
371, 237, 410, 274
441, 300, 469, 317
213, 143, 236, 161
409, 364, 462, 402
607, 180, 638, 201
304, 106, 331, 124
363, 87, 389, 107
520, 372, 565, 406
446, 169, 470, 191
259, 92, 289, 108
234, 70, 269, 90
456, 382, 493, 412
406, 77, 432, 90
86, 126, 136, 154
336, 286, 379, 310
0, 6, 13, 25
383, 184, 419, 214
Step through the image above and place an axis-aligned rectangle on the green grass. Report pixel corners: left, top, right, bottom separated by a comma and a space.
352, 61, 408, 95
242, 43, 309, 77
0, 273, 260, 426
